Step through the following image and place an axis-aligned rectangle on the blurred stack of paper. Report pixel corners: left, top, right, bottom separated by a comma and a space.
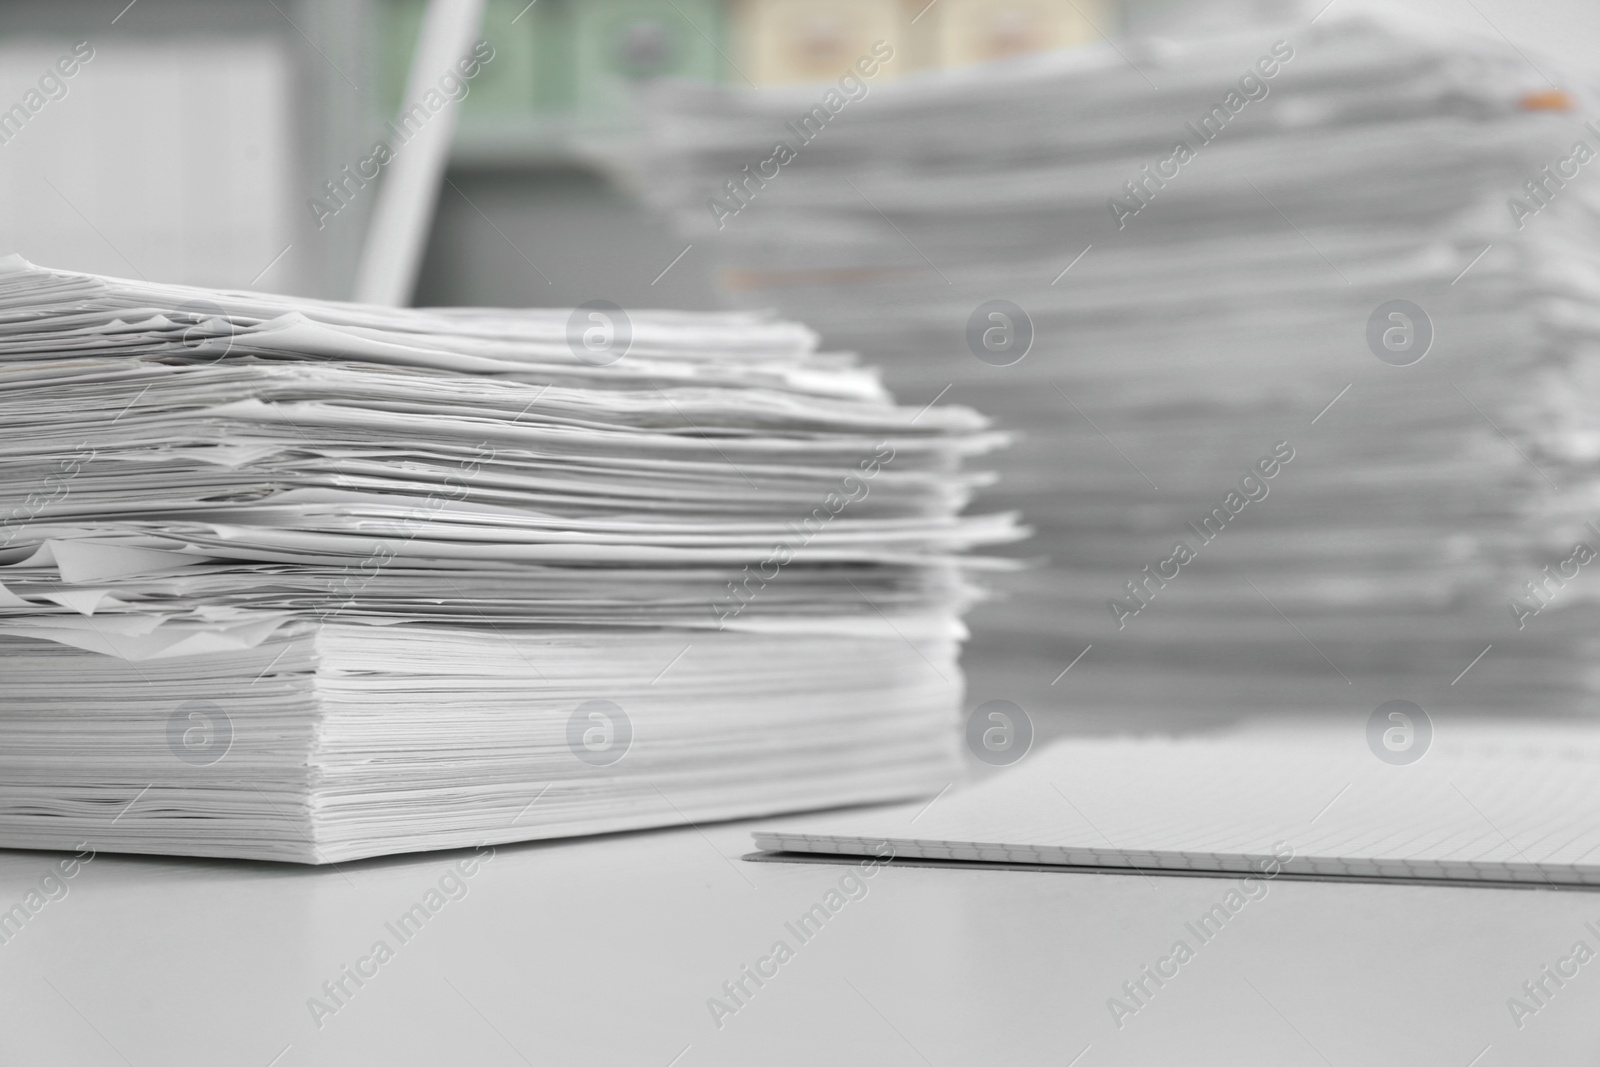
640, 3, 1600, 725
0, 256, 1017, 863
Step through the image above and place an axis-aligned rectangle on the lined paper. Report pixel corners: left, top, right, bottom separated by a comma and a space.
756, 726, 1600, 885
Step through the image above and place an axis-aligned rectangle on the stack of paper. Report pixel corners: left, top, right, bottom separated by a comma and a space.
0, 255, 1019, 863
640, 4, 1600, 723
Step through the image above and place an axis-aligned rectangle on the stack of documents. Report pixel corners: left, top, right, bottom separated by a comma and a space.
0, 256, 1018, 863
641, 4, 1600, 722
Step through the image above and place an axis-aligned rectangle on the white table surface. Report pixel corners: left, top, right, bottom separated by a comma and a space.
1, 809, 1595, 1066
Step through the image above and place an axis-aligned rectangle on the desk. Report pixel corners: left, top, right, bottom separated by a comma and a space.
0, 812, 1594, 1065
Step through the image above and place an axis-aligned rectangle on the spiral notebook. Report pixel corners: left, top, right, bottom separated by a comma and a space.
753, 724, 1600, 887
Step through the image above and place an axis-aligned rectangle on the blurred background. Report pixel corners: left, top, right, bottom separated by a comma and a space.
3, 0, 1592, 302
6, 0, 1600, 745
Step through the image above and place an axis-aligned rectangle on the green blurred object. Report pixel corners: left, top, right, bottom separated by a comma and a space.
568, 0, 726, 119
375, 0, 1127, 166
380, 0, 541, 119
378, 0, 728, 164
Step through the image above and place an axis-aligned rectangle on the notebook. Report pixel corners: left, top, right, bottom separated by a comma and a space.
752, 724, 1600, 886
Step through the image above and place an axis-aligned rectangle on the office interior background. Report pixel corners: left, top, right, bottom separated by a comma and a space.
5, 0, 1591, 306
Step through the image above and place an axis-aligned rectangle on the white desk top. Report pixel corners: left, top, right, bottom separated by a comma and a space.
0, 811, 1593, 1065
